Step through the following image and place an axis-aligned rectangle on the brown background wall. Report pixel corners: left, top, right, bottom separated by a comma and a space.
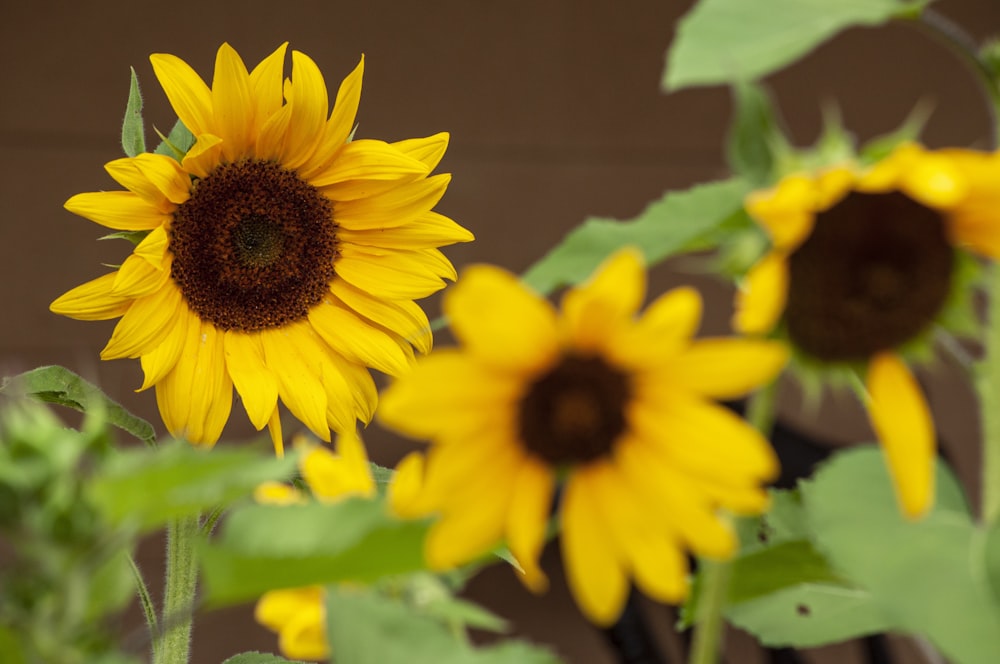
2, 1, 1000, 662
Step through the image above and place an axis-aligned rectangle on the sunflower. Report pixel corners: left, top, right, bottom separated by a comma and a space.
377, 249, 789, 625
734, 142, 1000, 519
50, 43, 472, 453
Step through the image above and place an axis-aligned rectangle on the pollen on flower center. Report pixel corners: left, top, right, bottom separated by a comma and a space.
518, 355, 631, 465
169, 159, 339, 332
784, 191, 954, 362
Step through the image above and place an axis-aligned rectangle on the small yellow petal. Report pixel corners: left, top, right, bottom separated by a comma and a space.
253, 481, 306, 505
661, 338, 788, 399
444, 265, 560, 373
733, 251, 789, 335
865, 352, 936, 519
64, 191, 166, 231
50, 273, 130, 321
388, 452, 428, 519
300, 436, 374, 502
745, 175, 818, 251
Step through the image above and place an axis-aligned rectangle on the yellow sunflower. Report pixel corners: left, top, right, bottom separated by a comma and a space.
254, 429, 376, 661
734, 142, 1000, 519
50, 43, 472, 453
377, 249, 789, 625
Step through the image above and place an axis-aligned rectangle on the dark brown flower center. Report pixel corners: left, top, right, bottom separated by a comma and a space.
518, 355, 631, 465
169, 159, 338, 331
784, 191, 953, 362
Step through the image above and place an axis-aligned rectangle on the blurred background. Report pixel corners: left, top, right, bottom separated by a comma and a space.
2, 0, 999, 661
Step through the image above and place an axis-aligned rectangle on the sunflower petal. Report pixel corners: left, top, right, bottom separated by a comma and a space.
212, 42, 254, 159
50, 273, 130, 321
281, 50, 329, 170
261, 323, 330, 441
561, 469, 629, 626
335, 247, 452, 300
224, 331, 278, 430
330, 280, 433, 353
609, 286, 702, 367
111, 253, 170, 298
505, 457, 554, 593
150, 52, 214, 137
334, 174, 451, 230
309, 139, 430, 187
392, 132, 449, 171
562, 248, 646, 352
745, 175, 818, 251
139, 310, 189, 391
865, 352, 936, 519
248, 42, 289, 132
661, 338, 788, 399
101, 283, 182, 360
444, 264, 560, 372
65, 191, 166, 231
309, 300, 414, 376
337, 211, 474, 250
733, 251, 789, 335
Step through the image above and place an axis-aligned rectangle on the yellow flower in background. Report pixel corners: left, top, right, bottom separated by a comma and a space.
50, 43, 472, 453
253, 430, 379, 661
735, 143, 1000, 519
378, 249, 788, 625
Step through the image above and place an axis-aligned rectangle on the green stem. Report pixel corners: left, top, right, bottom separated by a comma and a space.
127, 553, 159, 660
688, 382, 779, 664
154, 515, 200, 664
981, 267, 1000, 525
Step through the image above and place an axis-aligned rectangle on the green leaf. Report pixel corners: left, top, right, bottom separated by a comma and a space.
664, 0, 927, 91
121, 67, 146, 157
154, 120, 195, 161
727, 582, 892, 647
728, 540, 843, 604
99, 230, 151, 246
803, 447, 1000, 663
0, 366, 156, 447
521, 178, 750, 294
222, 653, 307, 664
326, 586, 561, 664
88, 442, 295, 531
857, 101, 933, 164
200, 500, 431, 605
726, 82, 789, 186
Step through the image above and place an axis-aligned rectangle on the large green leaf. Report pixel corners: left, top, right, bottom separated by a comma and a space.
88, 442, 295, 530
803, 447, 1000, 663
325, 586, 561, 664
1, 365, 156, 447
663, 0, 928, 91
200, 500, 431, 605
521, 178, 750, 294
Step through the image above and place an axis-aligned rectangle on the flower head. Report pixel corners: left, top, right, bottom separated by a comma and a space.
378, 249, 788, 625
735, 142, 1000, 518
50, 43, 473, 453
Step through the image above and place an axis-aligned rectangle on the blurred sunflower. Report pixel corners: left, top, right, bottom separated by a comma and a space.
735, 142, 1000, 518
378, 249, 788, 625
50, 43, 472, 453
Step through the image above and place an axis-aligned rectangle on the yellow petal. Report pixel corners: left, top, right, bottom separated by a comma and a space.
899, 152, 969, 209
629, 534, 689, 605
297, 56, 365, 182
377, 350, 520, 440
320, 349, 378, 428
561, 248, 646, 353
255, 586, 323, 630
308, 300, 415, 376
268, 406, 285, 457
139, 309, 190, 391
150, 52, 213, 137
64, 191, 166, 231
335, 247, 453, 300
212, 43, 253, 160
560, 469, 629, 626
444, 265, 560, 373
418, 424, 523, 509
155, 318, 233, 445
101, 283, 182, 360
134, 225, 170, 267
301, 437, 374, 502
745, 175, 818, 251
224, 331, 279, 430
309, 139, 430, 187
393, 132, 449, 171
280, 50, 330, 170
334, 174, 451, 230
261, 323, 331, 441
330, 279, 433, 353
337, 211, 473, 250
733, 251, 789, 335
181, 134, 225, 179
661, 338, 788, 399
50, 272, 130, 321
111, 253, 170, 298
248, 43, 289, 134
608, 286, 702, 368
132, 152, 190, 205
253, 481, 305, 505
505, 457, 554, 594
388, 452, 427, 519
865, 352, 936, 519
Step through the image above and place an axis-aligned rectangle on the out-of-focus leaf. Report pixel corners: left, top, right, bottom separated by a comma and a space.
664, 0, 928, 91
803, 447, 1000, 663
88, 442, 295, 531
325, 586, 561, 664
727, 82, 789, 185
0, 366, 156, 447
521, 178, 750, 294
222, 653, 307, 664
200, 500, 430, 605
